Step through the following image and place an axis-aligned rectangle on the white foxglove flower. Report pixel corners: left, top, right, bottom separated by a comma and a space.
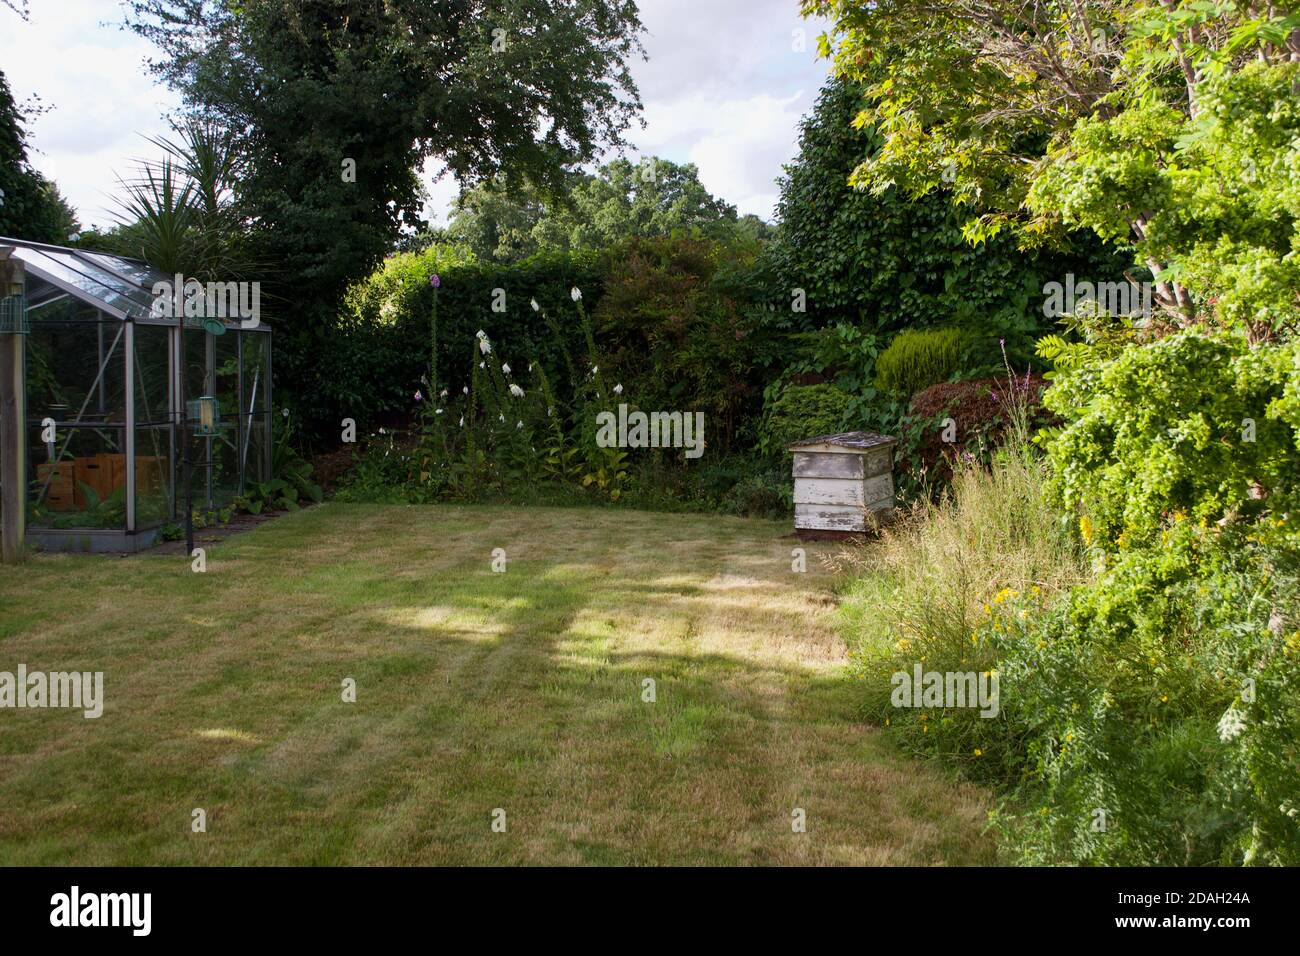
462, 386, 468, 394
479, 361, 485, 368
591, 365, 598, 376
1218, 706, 1247, 743
527, 363, 533, 372
498, 413, 505, 423
502, 363, 511, 374
509, 384, 525, 398
475, 329, 486, 339
571, 287, 582, 302
459, 416, 464, 427
613, 383, 623, 395
439, 389, 448, 398
479, 338, 491, 355
435, 408, 444, 415
530, 298, 539, 311
379, 427, 386, 434
516, 420, 523, 429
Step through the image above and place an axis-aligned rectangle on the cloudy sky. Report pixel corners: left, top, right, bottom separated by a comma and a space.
0, 0, 834, 231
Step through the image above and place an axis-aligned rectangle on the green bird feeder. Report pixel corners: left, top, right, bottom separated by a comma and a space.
188, 395, 221, 436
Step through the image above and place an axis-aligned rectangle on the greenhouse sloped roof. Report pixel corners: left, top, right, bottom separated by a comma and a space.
1, 236, 171, 321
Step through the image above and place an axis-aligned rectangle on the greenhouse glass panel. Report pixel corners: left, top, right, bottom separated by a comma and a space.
27, 423, 128, 531
77, 251, 170, 290
134, 423, 173, 530
25, 305, 126, 433
240, 329, 272, 485
2, 237, 275, 552
132, 323, 170, 425
12, 247, 153, 318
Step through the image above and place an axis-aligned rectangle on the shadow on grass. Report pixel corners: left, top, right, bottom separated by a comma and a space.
0, 503, 995, 866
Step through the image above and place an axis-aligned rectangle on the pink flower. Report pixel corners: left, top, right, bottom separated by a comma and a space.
414, 390, 423, 402
429, 274, 441, 289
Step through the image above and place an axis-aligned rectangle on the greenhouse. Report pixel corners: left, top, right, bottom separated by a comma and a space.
0, 237, 272, 553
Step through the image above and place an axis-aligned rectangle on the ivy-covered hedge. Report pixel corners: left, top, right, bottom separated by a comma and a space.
772, 76, 1124, 350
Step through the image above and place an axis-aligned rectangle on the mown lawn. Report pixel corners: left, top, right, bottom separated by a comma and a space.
0, 504, 993, 865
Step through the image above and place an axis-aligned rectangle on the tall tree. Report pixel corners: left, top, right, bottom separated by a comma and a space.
0, 69, 78, 243
124, 0, 646, 410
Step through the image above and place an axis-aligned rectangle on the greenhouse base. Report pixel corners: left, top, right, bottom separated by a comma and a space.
28, 528, 162, 554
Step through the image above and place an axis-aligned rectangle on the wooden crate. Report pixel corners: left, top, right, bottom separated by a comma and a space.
84, 453, 169, 498
135, 456, 167, 494
102, 454, 126, 496
72, 455, 120, 506
36, 462, 77, 511
788, 431, 897, 533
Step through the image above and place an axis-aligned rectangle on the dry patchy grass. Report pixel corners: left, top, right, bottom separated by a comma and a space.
0, 504, 993, 865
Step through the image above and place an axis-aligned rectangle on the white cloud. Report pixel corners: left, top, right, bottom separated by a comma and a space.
419, 164, 460, 228
636, 90, 812, 220
0, 0, 179, 229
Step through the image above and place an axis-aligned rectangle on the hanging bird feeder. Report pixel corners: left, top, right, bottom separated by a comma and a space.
188, 395, 221, 436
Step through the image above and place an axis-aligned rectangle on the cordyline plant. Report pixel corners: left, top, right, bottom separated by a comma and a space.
803, 0, 1300, 335
111, 117, 252, 281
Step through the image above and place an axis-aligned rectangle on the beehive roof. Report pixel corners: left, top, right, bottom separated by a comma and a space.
788, 431, 897, 451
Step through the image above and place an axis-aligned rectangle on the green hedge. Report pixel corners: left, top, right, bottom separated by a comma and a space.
759, 382, 851, 453
323, 246, 605, 434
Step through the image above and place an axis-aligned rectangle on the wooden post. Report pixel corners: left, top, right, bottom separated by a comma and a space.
0, 253, 25, 561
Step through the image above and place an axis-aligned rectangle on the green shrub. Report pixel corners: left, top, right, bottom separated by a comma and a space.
759, 383, 851, 453
841, 327, 1300, 866
874, 328, 965, 398
329, 244, 604, 436
835, 441, 1085, 783
721, 470, 792, 519
1038, 329, 1300, 551
593, 236, 784, 454
986, 526, 1300, 866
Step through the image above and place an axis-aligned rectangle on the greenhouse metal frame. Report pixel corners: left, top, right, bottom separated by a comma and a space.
0, 236, 272, 553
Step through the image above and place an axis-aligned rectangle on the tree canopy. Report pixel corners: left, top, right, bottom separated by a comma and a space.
447, 157, 742, 263
0, 69, 78, 244
124, 0, 647, 410
803, 0, 1300, 332
771, 73, 1119, 353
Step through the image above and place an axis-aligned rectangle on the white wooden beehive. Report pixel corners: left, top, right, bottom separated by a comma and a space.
788, 431, 897, 532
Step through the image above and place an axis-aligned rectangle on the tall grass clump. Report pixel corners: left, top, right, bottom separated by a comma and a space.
834, 437, 1086, 780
